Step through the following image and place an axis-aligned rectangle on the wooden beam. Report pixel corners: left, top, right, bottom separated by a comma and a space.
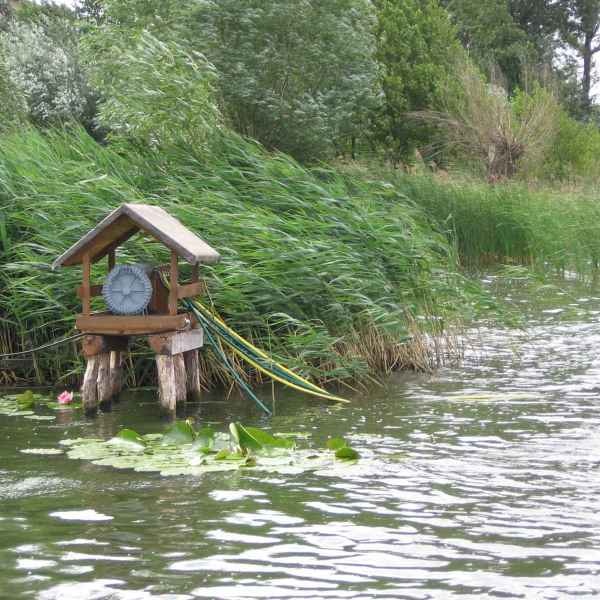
76, 313, 193, 336
77, 284, 103, 299
108, 249, 116, 271
81, 334, 129, 358
149, 270, 170, 314
82, 252, 91, 316
177, 281, 205, 300
191, 264, 199, 283
148, 328, 204, 356
169, 250, 179, 316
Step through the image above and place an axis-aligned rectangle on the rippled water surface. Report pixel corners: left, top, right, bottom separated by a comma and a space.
2, 279, 600, 599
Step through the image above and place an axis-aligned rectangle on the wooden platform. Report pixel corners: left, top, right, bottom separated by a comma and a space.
76, 313, 194, 336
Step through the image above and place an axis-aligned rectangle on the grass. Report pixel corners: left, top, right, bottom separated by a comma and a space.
372, 173, 600, 277
0, 127, 473, 388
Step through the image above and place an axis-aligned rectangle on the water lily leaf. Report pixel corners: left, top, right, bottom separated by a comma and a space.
20, 448, 63, 455
229, 422, 261, 452
335, 446, 359, 460
47, 401, 82, 410
161, 421, 195, 445
193, 426, 215, 450
214, 449, 245, 461
244, 426, 295, 449
16, 390, 35, 408
109, 428, 146, 448
24, 415, 56, 421
326, 437, 347, 451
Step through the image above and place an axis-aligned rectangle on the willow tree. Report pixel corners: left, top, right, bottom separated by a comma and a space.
191, 0, 380, 162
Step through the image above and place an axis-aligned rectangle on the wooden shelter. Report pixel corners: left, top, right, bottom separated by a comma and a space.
53, 203, 220, 414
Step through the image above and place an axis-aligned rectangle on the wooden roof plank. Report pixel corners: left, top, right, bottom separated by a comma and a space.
52, 204, 220, 269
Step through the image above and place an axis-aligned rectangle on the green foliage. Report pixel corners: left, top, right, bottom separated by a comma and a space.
540, 109, 600, 181
161, 421, 196, 445
82, 28, 220, 148
335, 446, 360, 460
110, 428, 146, 448
0, 49, 26, 133
374, 0, 463, 162
1, 8, 94, 127
0, 126, 470, 386
192, 0, 380, 162
388, 174, 600, 276
447, 0, 533, 91
326, 437, 347, 450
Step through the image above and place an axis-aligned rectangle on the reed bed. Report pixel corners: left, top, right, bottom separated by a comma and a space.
0, 128, 470, 388
389, 175, 600, 277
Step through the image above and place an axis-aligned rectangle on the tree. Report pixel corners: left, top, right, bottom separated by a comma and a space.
191, 0, 380, 162
374, 0, 463, 163
559, 0, 600, 113
82, 1, 220, 149
0, 48, 26, 133
445, 0, 533, 91
1, 2, 95, 127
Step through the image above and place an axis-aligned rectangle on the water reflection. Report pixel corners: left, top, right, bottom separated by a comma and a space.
2, 282, 600, 598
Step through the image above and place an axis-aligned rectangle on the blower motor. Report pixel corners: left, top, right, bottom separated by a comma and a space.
102, 264, 153, 315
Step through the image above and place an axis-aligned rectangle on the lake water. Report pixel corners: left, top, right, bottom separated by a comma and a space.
2, 277, 600, 599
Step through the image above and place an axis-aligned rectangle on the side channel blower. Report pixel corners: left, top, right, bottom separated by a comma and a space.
102, 264, 153, 315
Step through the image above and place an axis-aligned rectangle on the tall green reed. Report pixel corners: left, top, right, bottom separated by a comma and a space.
0, 128, 471, 387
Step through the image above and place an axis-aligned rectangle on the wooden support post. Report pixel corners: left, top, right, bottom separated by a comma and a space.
156, 354, 176, 412
191, 264, 199, 283
184, 349, 202, 400
109, 351, 123, 399
81, 355, 99, 414
173, 353, 187, 404
82, 252, 91, 316
108, 249, 116, 271
97, 352, 112, 408
169, 250, 179, 316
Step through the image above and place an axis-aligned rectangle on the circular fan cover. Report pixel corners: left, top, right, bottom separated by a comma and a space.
103, 264, 153, 315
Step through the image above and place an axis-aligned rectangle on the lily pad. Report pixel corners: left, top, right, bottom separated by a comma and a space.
326, 437, 347, 451
16, 390, 36, 408
109, 428, 146, 449
230, 423, 294, 453
335, 446, 360, 460
20, 448, 63, 455
161, 421, 196, 445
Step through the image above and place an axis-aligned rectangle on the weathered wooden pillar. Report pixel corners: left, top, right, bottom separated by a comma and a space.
173, 353, 187, 404
81, 356, 99, 414
96, 352, 112, 409
156, 354, 177, 412
81, 335, 128, 415
184, 349, 202, 400
109, 351, 123, 399
149, 328, 203, 411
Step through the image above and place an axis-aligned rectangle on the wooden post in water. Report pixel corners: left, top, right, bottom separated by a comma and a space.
184, 349, 202, 400
149, 329, 204, 412
96, 352, 112, 409
109, 351, 123, 399
81, 355, 99, 414
81, 335, 129, 414
156, 354, 177, 412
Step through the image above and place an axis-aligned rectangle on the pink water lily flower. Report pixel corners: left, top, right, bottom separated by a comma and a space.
57, 391, 74, 405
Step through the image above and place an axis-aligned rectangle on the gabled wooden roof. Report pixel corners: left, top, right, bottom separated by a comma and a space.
52, 203, 220, 269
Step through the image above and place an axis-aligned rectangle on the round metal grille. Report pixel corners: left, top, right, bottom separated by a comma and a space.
102, 264, 153, 315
